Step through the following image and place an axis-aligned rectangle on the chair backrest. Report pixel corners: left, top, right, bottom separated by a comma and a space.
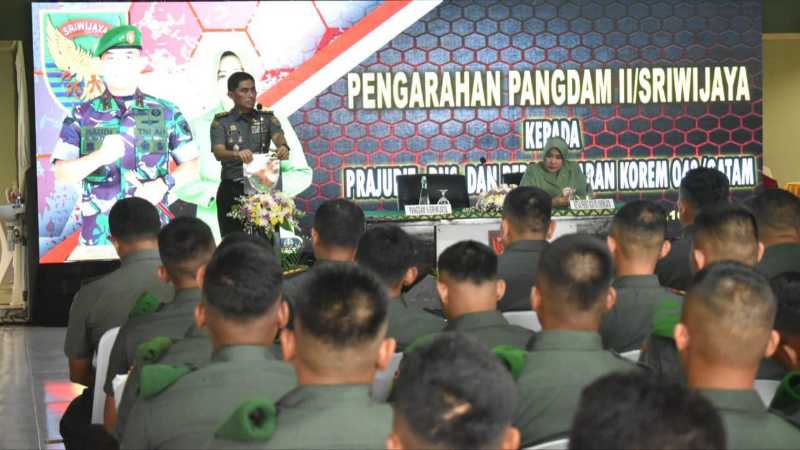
502, 311, 542, 332
371, 352, 404, 402
91, 326, 120, 424
753, 379, 781, 406
524, 437, 570, 450
620, 349, 641, 362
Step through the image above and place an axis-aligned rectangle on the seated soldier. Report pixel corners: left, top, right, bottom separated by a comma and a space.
513, 234, 642, 446
656, 167, 730, 291
752, 188, 800, 278
435, 240, 532, 349
675, 262, 800, 448
104, 217, 216, 414
643, 204, 764, 382
61, 198, 171, 449
569, 372, 726, 450
119, 241, 295, 449
110, 232, 271, 437
210, 263, 397, 449
388, 333, 520, 450
768, 272, 800, 422
601, 200, 680, 352
497, 186, 554, 311
283, 199, 365, 303
356, 225, 444, 351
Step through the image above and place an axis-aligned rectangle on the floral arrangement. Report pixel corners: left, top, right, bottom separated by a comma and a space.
474, 184, 516, 213
228, 190, 303, 239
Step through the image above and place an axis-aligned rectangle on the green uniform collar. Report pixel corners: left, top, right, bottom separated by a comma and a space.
211, 344, 279, 363
229, 106, 257, 122
764, 242, 800, 256
280, 384, 373, 408
699, 388, 766, 414
174, 287, 202, 304
445, 310, 508, 331
612, 275, 662, 289
504, 240, 549, 253
120, 248, 160, 267
531, 330, 603, 352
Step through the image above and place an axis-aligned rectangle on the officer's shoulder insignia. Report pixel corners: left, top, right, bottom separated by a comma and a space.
492, 345, 527, 380
214, 111, 231, 120
138, 363, 193, 399
128, 291, 164, 319
215, 399, 277, 442
136, 336, 174, 364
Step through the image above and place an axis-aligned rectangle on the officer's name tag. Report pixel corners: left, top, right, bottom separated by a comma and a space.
569, 199, 615, 210
404, 204, 452, 216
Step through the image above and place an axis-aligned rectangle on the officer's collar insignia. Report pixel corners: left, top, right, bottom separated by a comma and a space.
215, 399, 277, 442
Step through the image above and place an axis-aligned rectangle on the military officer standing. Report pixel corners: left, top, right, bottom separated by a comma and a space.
52, 24, 199, 259
211, 71, 291, 237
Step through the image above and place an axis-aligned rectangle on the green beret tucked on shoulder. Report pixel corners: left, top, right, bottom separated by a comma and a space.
215, 399, 277, 442
405, 333, 438, 354
492, 345, 527, 380
94, 24, 142, 57
129, 291, 164, 318
771, 370, 800, 416
650, 296, 684, 340
138, 364, 192, 399
136, 336, 174, 363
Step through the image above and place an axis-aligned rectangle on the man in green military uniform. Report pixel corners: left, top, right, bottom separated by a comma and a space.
519, 136, 588, 208
497, 186, 554, 311
752, 188, 800, 278
601, 200, 681, 352
120, 241, 295, 449
675, 262, 800, 448
61, 198, 172, 449
211, 71, 306, 237
513, 234, 642, 447
768, 272, 800, 423
52, 24, 199, 260
210, 264, 396, 449
103, 218, 216, 408
356, 225, 444, 351
388, 333, 521, 450
434, 241, 532, 349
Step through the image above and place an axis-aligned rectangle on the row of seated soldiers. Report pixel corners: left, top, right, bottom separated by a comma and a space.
60, 167, 800, 449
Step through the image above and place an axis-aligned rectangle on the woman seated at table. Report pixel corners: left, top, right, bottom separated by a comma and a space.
520, 136, 588, 207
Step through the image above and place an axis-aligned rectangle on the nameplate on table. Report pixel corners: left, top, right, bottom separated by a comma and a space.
569, 199, 615, 210
404, 204, 453, 217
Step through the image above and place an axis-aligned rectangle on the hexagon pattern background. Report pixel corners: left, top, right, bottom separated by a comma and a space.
288, 0, 762, 216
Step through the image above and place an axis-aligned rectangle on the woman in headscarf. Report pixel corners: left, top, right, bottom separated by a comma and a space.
519, 136, 589, 207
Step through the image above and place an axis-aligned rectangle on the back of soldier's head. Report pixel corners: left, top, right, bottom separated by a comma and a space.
502, 186, 552, 237
437, 241, 497, 286
355, 225, 416, 287
693, 204, 760, 266
312, 199, 365, 249
683, 261, 776, 369
679, 167, 729, 217
536, 234, 614, 318
202, 242, 283, 321
294, 263, 389, 371
569, 372, 725, 450
158, 217, 216, 281
752, 188, 800, 238
392, 333, 518, 450
109, 197, 161, 244
771, 272, 800, 341
610, 200, 668, 260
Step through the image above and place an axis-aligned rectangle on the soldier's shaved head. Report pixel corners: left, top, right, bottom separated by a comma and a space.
692, 204, 762, 269
681, 262, 777, 369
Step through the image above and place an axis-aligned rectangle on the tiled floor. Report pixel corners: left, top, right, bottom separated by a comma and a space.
0, 326, 80, 450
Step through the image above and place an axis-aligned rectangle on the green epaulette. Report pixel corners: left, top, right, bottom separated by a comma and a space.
128, 291, 164, 319
138, 363, 193, 399
492, 345, 527, 380
771, 370, 800, 416
213, 111, 231, 120
215, 399, 277, 442
135, 336, 174, 364
650, 296, 684, 340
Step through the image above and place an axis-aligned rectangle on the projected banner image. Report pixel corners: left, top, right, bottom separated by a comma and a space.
32, 0, 763, 264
